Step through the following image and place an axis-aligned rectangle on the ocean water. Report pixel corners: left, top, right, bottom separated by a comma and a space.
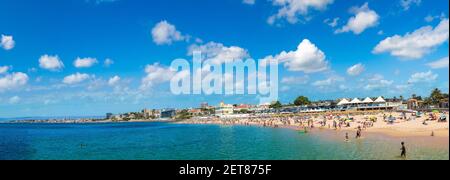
0, 122, 448, 160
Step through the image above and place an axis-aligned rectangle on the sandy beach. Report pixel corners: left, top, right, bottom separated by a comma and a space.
178, 111, 449, 139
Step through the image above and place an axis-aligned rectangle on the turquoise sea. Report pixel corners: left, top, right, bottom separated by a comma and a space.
0, 122, 448, 160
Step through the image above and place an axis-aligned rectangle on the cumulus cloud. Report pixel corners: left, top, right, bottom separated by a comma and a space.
335, 2, 379, 35
1, 34, 15, 50
151, 20, 186, 45
281, 75, 310, 84
74, 57, 98, 68
400, 0, 421, 11
0, 72, 29, 92
363, 74, 393, 90
0, 66, 11, 74
9, 96, 20, 104
373, 18, 449, 59
324, 17, 339, 27
39, 55, 64, 71
408, 71, 438, 83
243, 0, 256, 5
140, 63, 176, 89
427, 56, 449, 69
104, 58, 114, 67
312, 75, 344, 87
63, 73, 92, 84
347, 63, 365, 76
264, 39, 329, 73
267, 0, 334, 25
188, 41, 250, 65
108, 75, 121, 86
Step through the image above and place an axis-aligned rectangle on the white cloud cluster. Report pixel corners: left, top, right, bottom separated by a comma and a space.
363, 74, 393, 90
281, 75, 310, 84
152, 20, 186, 45
0, 66, 10, 74
188, 41, 250, 65
408, 71, 438, 83
373, 18, 449, 59
108, 75, 121, 86
9, 96, 20, 104
324, 18, 339, 27
400, 0, 421, 11
243, 0, 256, 5
427, 56, 449, 69
0, 72, 29, 92
312, 75, 344, 87
267, 0, 334, 25
74, 57, 98, 68
264, 39, 329, 73
63, 73, 92, 84
335, 2, 379, 35
1, 34, 15, 50
141, 63, 176, 89
39, 55, 64, 71
104, 58, 114, 67
347, 63, 365, 76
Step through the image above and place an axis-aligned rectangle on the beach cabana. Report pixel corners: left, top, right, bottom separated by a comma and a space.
362, 97, 374, 103
350, 98, 362, 104
374, 96, 386, 103
337, 99, 350, 106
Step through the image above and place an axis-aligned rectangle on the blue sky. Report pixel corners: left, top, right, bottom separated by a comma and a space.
0, 0, 449, 117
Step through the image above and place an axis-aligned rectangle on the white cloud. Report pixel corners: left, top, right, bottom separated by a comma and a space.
324, 17, 339, 27
363, 74, 393, 90
335, 2, 379, 35
243, 0, 256, 5
281, 75, 310, 84
347, 63, 365, 76
267, 0, 334, 25
151, 20, 186, 45
0, 72, 29, 92
264, 39, 329, 73
427, 56, 449, 69
373, 18, 449, 59
140, 63, 176, 89
312, 75, 344, 87
9, 96, 20, 104
0, 66, 11, 74
424, 13, 446, 22
104, 58, 114, 67
188, 41, 250, 65
39, 55, 64, 71
74, 57, 98, 68
1, 34, 15, 50
63, 73, 91, 84
400, 0, 421, 11
408, 71, 438, 83
108, 75, 121, 86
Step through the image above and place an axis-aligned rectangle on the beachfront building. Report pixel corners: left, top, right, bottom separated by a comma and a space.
161, 109, 176, 119
336, 96, 403, 111
142, 109, 161, 119
215, 102, 234, 116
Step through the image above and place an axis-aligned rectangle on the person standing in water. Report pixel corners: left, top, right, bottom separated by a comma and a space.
345, 133, 349, 142
400, 142, 407, 158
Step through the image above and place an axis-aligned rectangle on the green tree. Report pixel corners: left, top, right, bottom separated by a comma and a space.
429, 88, 444, 105
270, 101, 282, 109
294, 96, 311, 106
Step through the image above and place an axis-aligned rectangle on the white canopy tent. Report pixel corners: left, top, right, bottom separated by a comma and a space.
350, 98, 362, 104
337, 99, 350, 106
374, 96, 386, 103
362, 97, 374, 103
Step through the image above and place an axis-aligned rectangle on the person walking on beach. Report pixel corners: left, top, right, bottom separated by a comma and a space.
400, 142, 407, 158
